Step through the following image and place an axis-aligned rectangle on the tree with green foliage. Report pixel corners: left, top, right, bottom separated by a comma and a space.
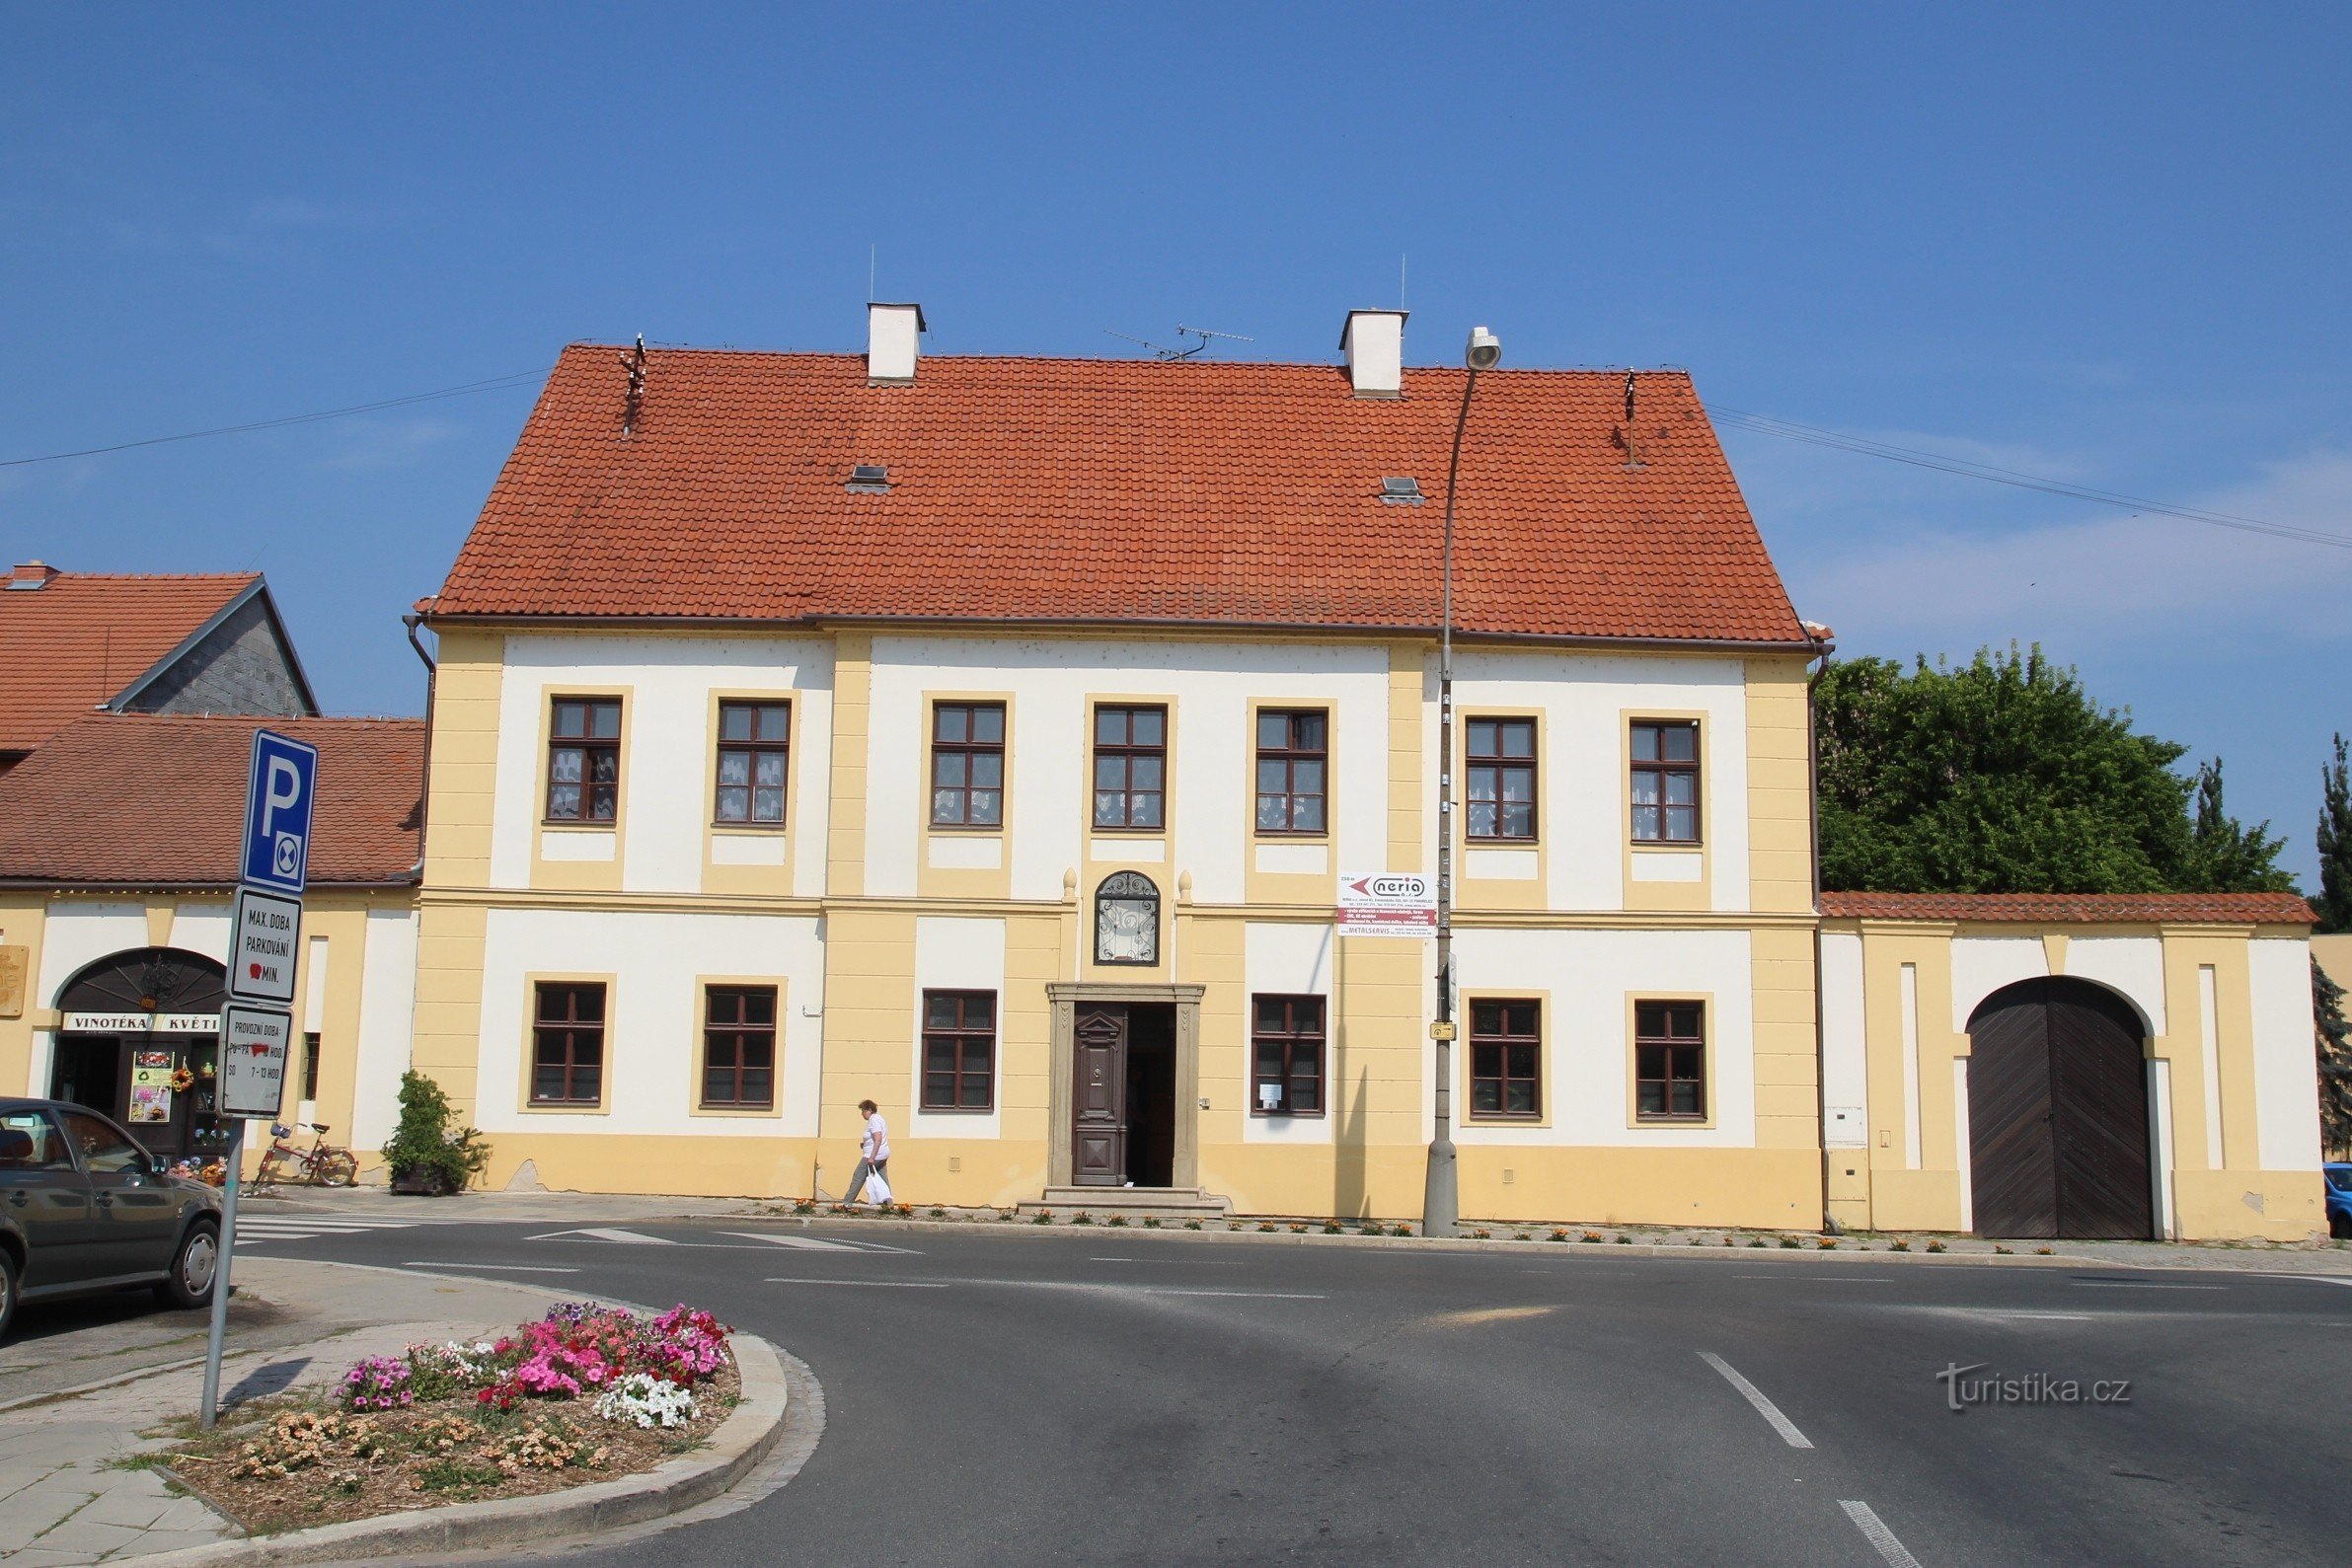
1814, 645, 2289, 894
2314, 958, 2352, 1161
2317, 732, 2352, 933
381, 1070, 491, 1194
2184, 758, 2296, 894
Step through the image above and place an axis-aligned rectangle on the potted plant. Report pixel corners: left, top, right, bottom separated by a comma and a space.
381, 1071, 491, 1195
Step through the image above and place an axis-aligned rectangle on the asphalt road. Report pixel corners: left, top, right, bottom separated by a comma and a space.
226, 1215, 2352, 1566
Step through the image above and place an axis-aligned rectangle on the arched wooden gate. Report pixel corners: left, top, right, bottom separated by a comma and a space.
1966, 977, 2155, 1239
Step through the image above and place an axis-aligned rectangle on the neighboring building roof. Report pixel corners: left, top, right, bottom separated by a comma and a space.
427, 346, 1813, 646
1818, 891, 2317, 926
0, 566, 316, 753
0, 714, 423, 887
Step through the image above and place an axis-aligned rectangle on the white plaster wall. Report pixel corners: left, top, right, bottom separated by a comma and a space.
1449, 927, 1755, 1148
476, 907, 825, 1138
2062, 937, 2166, 1036
490, 635, 835, 896
1949, 937, 2047, 1031
36, 904, 151, 1006
864, 635, 1391, 904
169, 902, 233, 964
1243, 921, 1335, 1144
2247, 937, 2323, 1172
907, 917, 1007, 1139
350, 909, 417, 1148
1450, 651, 1750, 912
1818, 931, 1867, 1147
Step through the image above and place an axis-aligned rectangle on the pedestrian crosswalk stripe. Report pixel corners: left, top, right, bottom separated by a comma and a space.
525, 1227, 676, 1245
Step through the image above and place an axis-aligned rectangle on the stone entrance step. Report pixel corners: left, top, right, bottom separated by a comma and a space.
1022, 1186, 1233, 1218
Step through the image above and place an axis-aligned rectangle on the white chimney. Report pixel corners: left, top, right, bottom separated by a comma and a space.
867, 302, 925, 385
1340, 309, 1406, 399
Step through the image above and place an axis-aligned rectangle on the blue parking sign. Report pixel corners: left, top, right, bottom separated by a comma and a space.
241, 729, 319, 895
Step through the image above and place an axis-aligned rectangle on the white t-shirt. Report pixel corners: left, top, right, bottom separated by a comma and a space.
862, 1112, 890, 1164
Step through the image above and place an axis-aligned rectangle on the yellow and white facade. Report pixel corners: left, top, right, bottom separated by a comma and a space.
411, 624, 1826, 1228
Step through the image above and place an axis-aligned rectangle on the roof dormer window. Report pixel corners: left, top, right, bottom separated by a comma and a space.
847, 465, 891, 493
1380, 476, 1423, 505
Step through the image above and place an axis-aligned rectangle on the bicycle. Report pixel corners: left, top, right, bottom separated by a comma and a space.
252, 1122, 357, 1189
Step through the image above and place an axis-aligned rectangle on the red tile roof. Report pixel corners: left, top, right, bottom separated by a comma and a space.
1818, 891, 2316, 926
427, 346, 1812, 645
0, 570, 260, 751
0, 715, 422, 887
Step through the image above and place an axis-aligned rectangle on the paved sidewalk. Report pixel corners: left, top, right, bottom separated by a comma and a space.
0, 1260, 613, 1565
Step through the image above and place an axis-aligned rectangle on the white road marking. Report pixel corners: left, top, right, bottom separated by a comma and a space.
2071, 1280, 2225, 1291
526, 1228, 676, 1244
765, 1277, 1326, 1300
720, 1231, 894, 1254
410, 1261, 578, 1274
1697, 1352, 1813, 1449
1957, 1310, 2095, 1321
764, 1278, 950, 1289
1731, 1274, 1895, 1282
1839, 1501, 1923, 1568
231, 1215, 424, 1244
2265, 1273, 2352, 1288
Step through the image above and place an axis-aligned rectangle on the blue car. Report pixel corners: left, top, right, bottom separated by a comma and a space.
2328, 1163, 2352, 1240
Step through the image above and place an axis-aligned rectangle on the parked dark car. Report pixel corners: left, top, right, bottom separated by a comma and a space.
2326, 1162, 2352, 1240
0, 1096, 223, 1340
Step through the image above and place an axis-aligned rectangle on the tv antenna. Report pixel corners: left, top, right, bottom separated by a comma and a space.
1103, 324, 1255, 360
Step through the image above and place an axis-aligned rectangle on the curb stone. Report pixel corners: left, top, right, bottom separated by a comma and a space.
126, 1333, 788, 1565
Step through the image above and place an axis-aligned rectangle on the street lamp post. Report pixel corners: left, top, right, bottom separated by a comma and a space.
1424, 325, 1501, 1240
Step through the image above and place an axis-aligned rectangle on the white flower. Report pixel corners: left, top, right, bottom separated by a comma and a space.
593, 1373, 699, 1430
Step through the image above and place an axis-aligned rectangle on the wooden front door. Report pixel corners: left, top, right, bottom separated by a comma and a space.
1071, 1003, 1128, 1187
1967, 979, 2154, 1240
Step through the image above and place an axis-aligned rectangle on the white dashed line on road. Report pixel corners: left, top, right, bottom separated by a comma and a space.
526, 1227, 676, 1244
2071, 1280, 2225, 1291
410, 1261, 578, 1274
764, 1278, 951, 1289
1697, 1352, 1813, 1449
1839, 1501, 1923, 1567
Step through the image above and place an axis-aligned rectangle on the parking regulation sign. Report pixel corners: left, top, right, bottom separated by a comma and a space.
228, 887, 303, 1007
217, 1004, 292, 1120
241, 729, 319, 897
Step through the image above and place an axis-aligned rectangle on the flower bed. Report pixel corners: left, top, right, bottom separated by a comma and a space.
160, 1304, 739, 1534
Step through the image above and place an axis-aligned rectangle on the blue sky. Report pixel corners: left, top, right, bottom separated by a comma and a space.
6, 5, 2348, 883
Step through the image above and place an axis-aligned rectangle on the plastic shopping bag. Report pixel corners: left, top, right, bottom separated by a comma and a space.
865, 1167, 892, 1205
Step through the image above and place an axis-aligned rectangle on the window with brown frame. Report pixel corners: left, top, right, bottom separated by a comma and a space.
1092, 706, 1167, 830
931, 704, 1006, 828
531, 982, 606, 1105
715, 702, 790, 825
301, 1032, 321, 1101
1254, 709, 1328, 834
1470, 998, 1541, 1119
1250, 995, 1325, 1115
1635, 1001, 1707, 1120
921, 990, 995, 1110
1630, 720, 1700, 843
702, 985, 777, 1108
546, 698, 622, 823
1467, 717, 1537, 841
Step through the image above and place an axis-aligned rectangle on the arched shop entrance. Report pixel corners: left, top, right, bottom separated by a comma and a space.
1965, 977, 2156, 1240
47, 946, 237, 1164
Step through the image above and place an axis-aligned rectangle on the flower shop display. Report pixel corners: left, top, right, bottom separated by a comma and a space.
160, 1302, 738, 1534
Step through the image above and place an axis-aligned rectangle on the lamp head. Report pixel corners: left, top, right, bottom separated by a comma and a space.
1464, 327, 1501, 372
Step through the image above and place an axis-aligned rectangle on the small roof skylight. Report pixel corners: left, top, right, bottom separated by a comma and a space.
1380, 476, 1424, 504
847, 464, 890, 492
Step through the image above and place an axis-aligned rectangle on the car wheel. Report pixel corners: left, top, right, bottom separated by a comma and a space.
154, 1220, 219, 1310
317, 1152, 358, 1188
2333, 1211, 2352, 1241
0, 1249, 18, 1342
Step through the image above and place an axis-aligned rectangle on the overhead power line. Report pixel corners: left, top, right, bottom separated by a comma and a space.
1704, 403, 2352, 553
0, 368, 551, 468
